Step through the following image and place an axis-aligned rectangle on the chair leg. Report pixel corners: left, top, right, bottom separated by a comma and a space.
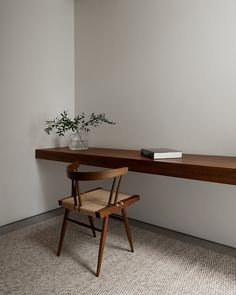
57, 209, 70, 257
88, 216, 96, 237
96, 216, 109, 277
122, 208, 134, 252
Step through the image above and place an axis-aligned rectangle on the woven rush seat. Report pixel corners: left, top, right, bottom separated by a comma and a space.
59, 188, 133, 217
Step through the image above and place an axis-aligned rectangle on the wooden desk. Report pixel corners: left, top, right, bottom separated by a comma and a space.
35, 147, 236, 185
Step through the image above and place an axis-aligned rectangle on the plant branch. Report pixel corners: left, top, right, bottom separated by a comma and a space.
44, 111, 116, 136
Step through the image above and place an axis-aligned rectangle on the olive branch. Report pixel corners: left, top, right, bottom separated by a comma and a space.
44, 111, 116, 136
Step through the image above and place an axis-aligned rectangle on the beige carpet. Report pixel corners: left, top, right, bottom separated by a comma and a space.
1, 215, 236, 295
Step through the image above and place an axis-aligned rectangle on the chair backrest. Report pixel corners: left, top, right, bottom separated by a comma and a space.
67, 162, 128, 207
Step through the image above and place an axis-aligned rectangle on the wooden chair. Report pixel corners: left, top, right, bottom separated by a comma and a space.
57, 161, 140, 277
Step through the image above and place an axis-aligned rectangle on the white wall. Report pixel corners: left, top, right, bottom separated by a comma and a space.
0, 0, 74, 225
75, 0, 236, 247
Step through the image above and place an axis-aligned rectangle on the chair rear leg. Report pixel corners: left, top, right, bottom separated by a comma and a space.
88, 216, 96, 237
122, 208, 134, 252
96, 216, 109, 277
57, 209, 70, 256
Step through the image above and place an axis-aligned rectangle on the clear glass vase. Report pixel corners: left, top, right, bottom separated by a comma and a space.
69, 131, 88, 150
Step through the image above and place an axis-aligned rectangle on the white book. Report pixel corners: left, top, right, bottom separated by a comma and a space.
141, 148, 182, 159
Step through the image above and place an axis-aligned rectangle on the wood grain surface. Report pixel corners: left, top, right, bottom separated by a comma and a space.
35, 147, 236, 185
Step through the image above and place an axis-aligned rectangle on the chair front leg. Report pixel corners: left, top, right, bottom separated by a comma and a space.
57, 209, 70, 256
96, 216, 109, 277
88, 215, 96, 237
122, 208, 134, 252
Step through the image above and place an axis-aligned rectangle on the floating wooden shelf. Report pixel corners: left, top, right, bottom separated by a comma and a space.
35, 147, 236, 185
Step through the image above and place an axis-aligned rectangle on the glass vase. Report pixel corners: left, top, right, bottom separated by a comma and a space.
69, 131, 88, 150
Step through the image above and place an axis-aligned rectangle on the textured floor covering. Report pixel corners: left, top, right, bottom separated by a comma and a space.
1, 215, 236, 295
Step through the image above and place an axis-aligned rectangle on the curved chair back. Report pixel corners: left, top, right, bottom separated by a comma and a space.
67, 161, 128, 207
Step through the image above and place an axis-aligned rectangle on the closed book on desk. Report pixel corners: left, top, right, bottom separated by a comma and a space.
141, 148, 182, 159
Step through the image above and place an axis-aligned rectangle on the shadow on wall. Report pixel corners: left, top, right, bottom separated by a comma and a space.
36, 160, 70, 210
